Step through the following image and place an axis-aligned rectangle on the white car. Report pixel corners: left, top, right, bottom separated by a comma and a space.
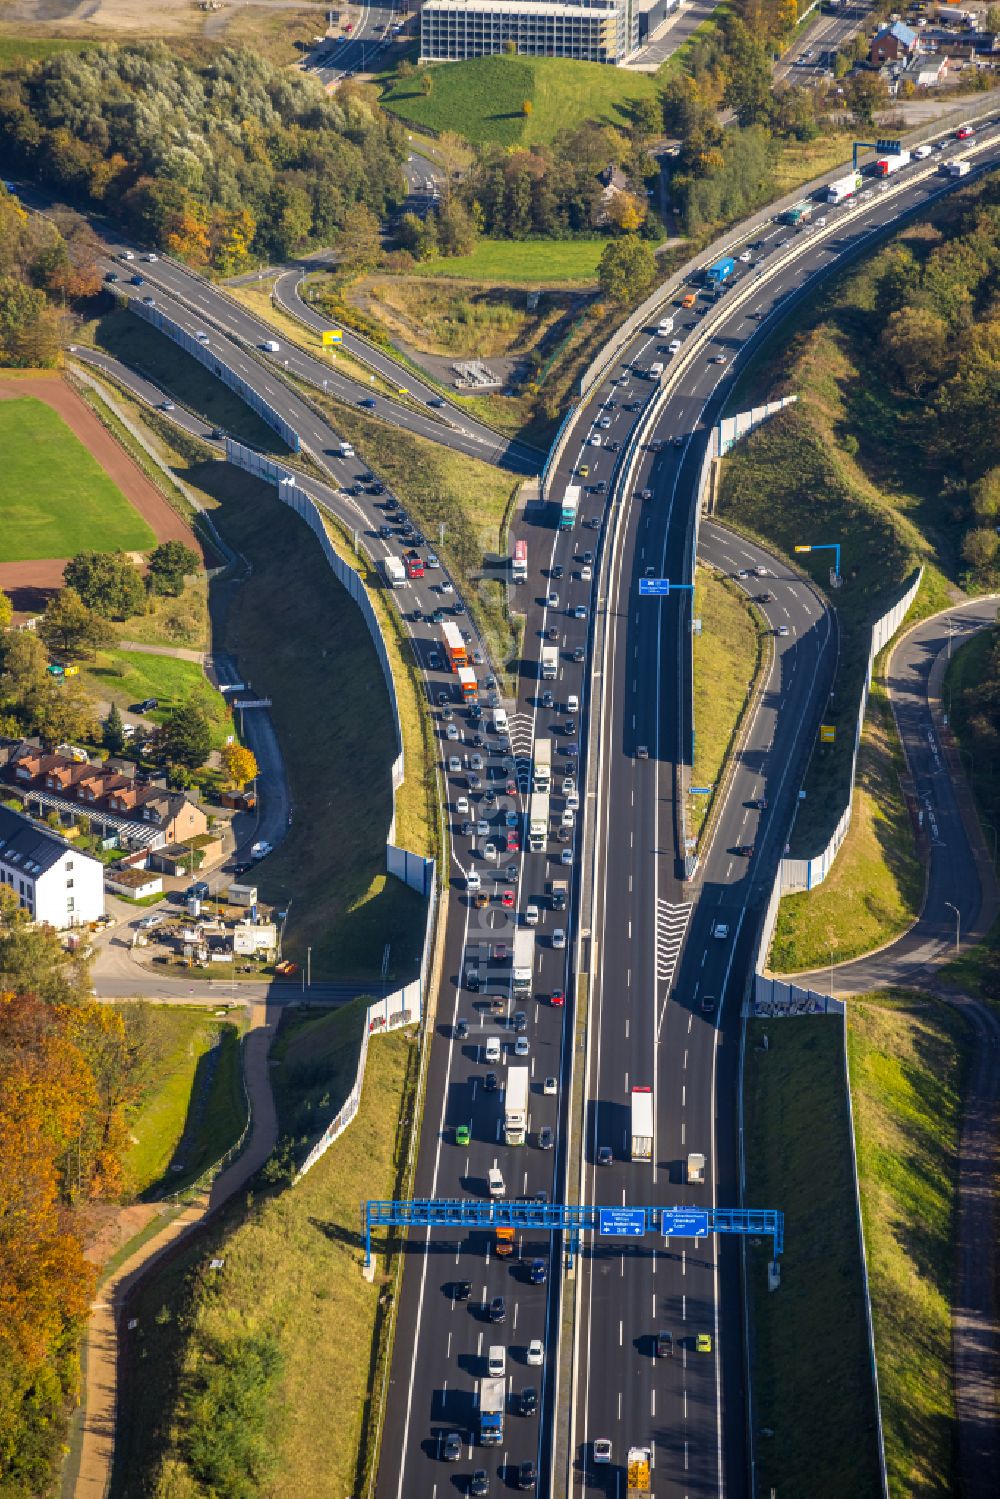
466, 869, 481, 892
251, 839, 272, 859
548, 592, 560, 608
145, 252, 158, 262
580, 565, 592, 581
561, 776, 576, 795
566, 791, 580, 811
194, 330, 210, 343
456, 795, 469, 815
588, 433, 602, 447
483, 841, 498, 861
448, 755, 462, 773
446, 723, 459, 740
426, 552, 440, 567
544, 1076, 558, 1096
552, 928, 566, 949
560, 810, 575, 829
668, 338, 682, 355
526, 1339, 544, 1366
514, 1036, 529, 1056
738, 250, 752, 263
440, 580, 454, 594
476, 820, 490, 838
713, 922, 730, 940
560, 847, 573, 865
137, 912, 165, 930
120, 249, 135, 261
594, 1439, 612, 1464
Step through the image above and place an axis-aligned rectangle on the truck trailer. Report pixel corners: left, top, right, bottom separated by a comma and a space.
381, 556, 405, 588
533, 739, 552, 791
630, 1086, 653, 1162
705, 256, 735, 287
478, 1376, 506, 1444
687, 1152, 706, 1185
826, 171, 862, 204
946, 158, 971, 178
875, 148, 910, 177
513, 929, 535, 994
627, 1445, 652, 1497
541, 646, 559, 681
528, 791, 550, 852
559, 485, 581, 531
441, 621, 468, 670
504, 1064, 530, 1146
511, 538, 528, 583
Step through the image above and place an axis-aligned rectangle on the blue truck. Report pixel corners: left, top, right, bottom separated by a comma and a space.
479, 1376, 505, 1444
705, 257, 735, 287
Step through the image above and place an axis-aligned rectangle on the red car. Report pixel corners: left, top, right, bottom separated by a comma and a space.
501, 889, 515, 908
956, 125, 974, 140
550, 989, 565, 1007
506, 832, 520, 852
505, 778, 517, 796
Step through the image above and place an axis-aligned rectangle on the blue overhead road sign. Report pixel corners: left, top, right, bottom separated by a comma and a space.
599, 1208, 646, 1238
662, 1209, 709, 1238
639, 578, 670, 596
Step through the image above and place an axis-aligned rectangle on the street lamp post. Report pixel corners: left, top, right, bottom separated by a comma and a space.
944, 901, 960, 953
307, 945, 312, 989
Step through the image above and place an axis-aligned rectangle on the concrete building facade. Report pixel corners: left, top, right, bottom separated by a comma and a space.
0, 805, 104, 928
419, 0, 637, 65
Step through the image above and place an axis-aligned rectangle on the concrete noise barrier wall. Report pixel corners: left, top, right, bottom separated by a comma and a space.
127, 297, 300, 452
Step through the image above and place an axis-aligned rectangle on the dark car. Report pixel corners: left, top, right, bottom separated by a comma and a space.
546, 625, 560, 641
656, 1329, 674, 1358
431, 609, 446, 624
597, 1145, 613, 1166
453, 1280, 472, 1301
428, 396, 445, 409
232, 861, 253, 877
572, 647, 586, 663
104, 271, 119, 282
378, 525, 392, 539
513, 1010, 527, 1032
455, 1018, 469, 1040
484, 1071, 499, 1092
529, 1258, 547, 1284
133, 698, 158, 713
538, 1126, 554, 1151
442, 1432, 462, 1462
542, 691, 554, 709
489, 1296, 506, 1323
359, 397, 377, 409
517, 1461, 538, 1490
469, 1471, 489, 1497
701, 994, 717, 1013
520, 1386, 537, 1417
130, 273, 144, 286
550, 564, 564, 580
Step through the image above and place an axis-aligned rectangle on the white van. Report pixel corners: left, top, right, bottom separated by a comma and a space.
492, 708, 509, 734
338, 440, 355, 458
485, 1036, 502, 1064
524, 905, 539, 927
649, 362, 665, 380
466, 869, 481, 893
262, 339, 280, 353
487, 1167, 505, 1197
657, 315, 674, 336
488, 1344, 506, 1377
566, 694, 579, 716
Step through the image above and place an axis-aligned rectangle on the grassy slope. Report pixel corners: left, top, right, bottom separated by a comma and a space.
81, 649, 232, 747
744, 1016, 882, 1497
113, 1001, 417, 1499
848, 993, 969, 1498
122, 1007, 246, 1199
309, 388, 522, 681
770, 676, 923, 973
196, 461, 429, 981
0, 396, 155, 561
380, 54, 655, 147
944, 626, 1000, 844
690, 566, 762, 840
418, 238, 605, 285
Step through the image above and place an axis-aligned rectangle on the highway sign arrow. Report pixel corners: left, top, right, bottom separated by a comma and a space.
599, 1207, 646, 1237
662, 1209, 709, 1238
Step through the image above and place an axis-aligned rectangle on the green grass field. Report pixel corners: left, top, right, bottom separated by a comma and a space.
0, 396, 156, 562
690, 566, 762, 841
0, 34, 94, 63
419, 237, 606, 286
848, 993, 969, 1497
81, 649, 232, 747
744, 1016, 883, 1496
381, 54, 656, 146
111, 1001, 418, 1499
121, 1005, 246, 1199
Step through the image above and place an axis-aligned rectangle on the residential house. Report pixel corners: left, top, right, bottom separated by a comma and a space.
0, 804, 104, 927
870, 21, 917, 64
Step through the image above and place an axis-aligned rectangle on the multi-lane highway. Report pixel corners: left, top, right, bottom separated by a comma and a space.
773, 1, 873, 84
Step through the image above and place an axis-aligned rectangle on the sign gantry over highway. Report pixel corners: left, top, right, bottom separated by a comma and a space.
599, 1208, 646, 1237
638, 578, 695, 596
661, 1209, 709, 1238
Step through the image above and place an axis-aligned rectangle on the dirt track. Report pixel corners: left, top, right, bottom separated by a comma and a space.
0, 374, 198, 614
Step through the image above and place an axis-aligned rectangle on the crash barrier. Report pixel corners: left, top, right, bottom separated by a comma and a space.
716, 397, 798, 455
295, 881, 437, 1182
538, 403, 577, 503
224, 439, 404, 799
387, 844, 435, 897
127, 295, 300, 452
751, 974, 844, 1017
779, 567, 923, 895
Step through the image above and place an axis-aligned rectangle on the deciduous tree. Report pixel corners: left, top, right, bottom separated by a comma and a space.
598, 235, 657, 304
222, 741, 258, 790
147, 542, 201, 598
38, 587, 109, 660
63, 552, 145, 621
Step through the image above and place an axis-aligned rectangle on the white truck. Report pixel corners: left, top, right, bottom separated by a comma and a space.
656, 314, 674, 336
478, 1376, 506, 1444
541, 646, 559, 681
946, 158, 971, 178
630, 1086, 653, 1162
504, 1064, 530, 1146
528, 791, 550, 853
826, 170, 862, 204
875, 148, 910, 178
513, 929, 535, 995
687, 1152, 706, 1185
381, 556, 405, 588
533, 739, 552, 792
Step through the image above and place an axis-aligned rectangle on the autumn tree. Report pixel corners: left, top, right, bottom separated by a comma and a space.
336, 203, 382, 272
63, 551, 145, 621
222, 741, 258, 790
23, 676, 96, 749
38, 587, 110, 660
598, 236, 657, 304
606, 191, 648, 234
0, 589, 12, 633
147, 541, 201, 598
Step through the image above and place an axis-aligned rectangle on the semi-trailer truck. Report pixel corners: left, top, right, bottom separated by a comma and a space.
381, 556, 405, 588
528, 791, 550, 852
875, 148, 910, 177
457, 666, 479, 703
705, 256, 735, 286
513, 929, 535, 994
630, 1086, 653, 1162
504, 1064, 530, 1145
559, 485, 580, 531
533, 739, 552, 791
441, 621, 468, 670
946, 158, 971, 178
478, 1377, 505, 1444
826, 171, 862, 203
779, 199, 812, 224
541, 646, 559, 681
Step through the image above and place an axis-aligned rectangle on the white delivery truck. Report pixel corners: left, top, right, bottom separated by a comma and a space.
657, 314, 675, 336
630, 1086, 653, 1162
648, 361, 664, 380
687, 1152, 706, 1185
381, 556, 406, 588
533, 739, 552, 791
528, 791, 550, 853
874, 148, 911, 178
946, 158, 971, 178
504, 1065, 530, 1146
513, 929, 535, 995
541, 646, 559, 681
826, 171, 862, 204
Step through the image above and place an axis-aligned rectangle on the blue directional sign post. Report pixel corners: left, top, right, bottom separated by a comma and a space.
639, 579, 694, 597
599, 1207, 647, 1238
662, 1209, 710, 1238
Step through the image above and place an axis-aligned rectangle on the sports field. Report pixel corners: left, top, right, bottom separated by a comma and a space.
0, 394, 156, 562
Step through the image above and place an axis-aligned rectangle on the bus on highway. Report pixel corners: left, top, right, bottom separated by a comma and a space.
511, 539, 528, 583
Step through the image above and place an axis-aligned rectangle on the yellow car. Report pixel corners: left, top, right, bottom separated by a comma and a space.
578, 464, 590, 478
397, 386, 409, 396
696, 1333, 713, 1354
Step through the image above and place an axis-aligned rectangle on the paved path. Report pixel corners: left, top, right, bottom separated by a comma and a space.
117, 638, 207, 663
786, 596, 1000, 994
72, 1002, 280, 1499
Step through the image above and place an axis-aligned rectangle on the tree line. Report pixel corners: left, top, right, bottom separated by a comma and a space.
0, 181, 101, 367
0, 43, 409, 270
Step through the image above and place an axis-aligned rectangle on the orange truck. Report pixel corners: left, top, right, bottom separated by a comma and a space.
495, 1227, 515, 1258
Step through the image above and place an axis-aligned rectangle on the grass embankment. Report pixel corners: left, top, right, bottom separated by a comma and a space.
121, 1005, 246, 1199
111, 999, 418, 1499
690, 566, 763, 842
419, 238, 606, 285
848, 992, 970, 1498
769, 675, 924, 973
944, 623, 1000, 851
81, 649, 232, 747
309, 388, 524, 684
380, 53, 657, 147
84, 305, 284, 453
0, 395, 155, 561
744, 1016, 883, 1497
110, 579, 210, 653
718, 320, 952, 857
353, 276, 577, 358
